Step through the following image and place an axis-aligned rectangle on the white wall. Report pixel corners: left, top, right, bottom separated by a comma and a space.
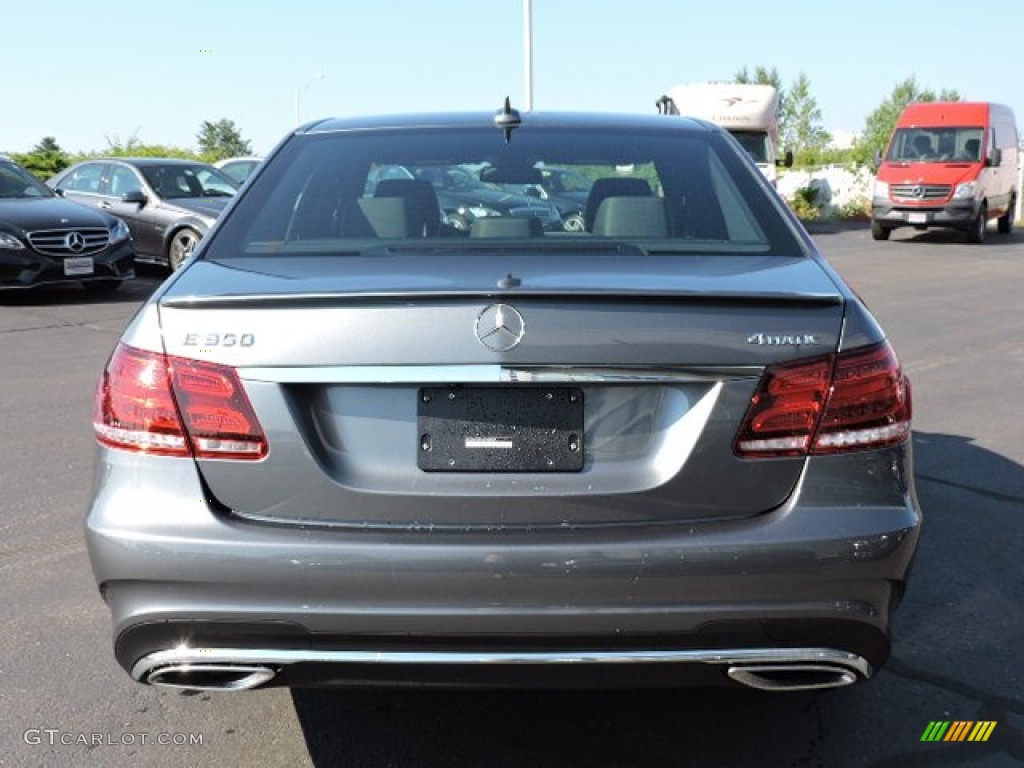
777, 166, 874, 214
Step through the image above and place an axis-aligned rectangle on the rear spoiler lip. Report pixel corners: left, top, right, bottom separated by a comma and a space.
160, 290, 844, 310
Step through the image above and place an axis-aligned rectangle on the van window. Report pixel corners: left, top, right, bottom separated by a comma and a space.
991, 110, 1019, 150
887, 127, 984, 162
730, 131, 771, 164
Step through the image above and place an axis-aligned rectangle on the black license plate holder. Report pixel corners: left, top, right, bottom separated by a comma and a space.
418, 387, 583, 472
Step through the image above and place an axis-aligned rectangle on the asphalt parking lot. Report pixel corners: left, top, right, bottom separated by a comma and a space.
2, 227, 1023, 767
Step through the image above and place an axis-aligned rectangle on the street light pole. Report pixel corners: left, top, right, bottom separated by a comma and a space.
523, 0, 534, 111
295, 73, 326, 127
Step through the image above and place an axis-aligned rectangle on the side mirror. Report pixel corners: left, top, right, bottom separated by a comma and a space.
783, 150, 794, 168
986, 148, 1002, 167
122, 189, 147, 204
873, 148, 883, 166
53, 187, 65, 197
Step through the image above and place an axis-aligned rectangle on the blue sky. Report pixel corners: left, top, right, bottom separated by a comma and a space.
5, 0, 1022, 155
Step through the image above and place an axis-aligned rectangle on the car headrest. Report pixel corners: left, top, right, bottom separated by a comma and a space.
584, 178, 652, 231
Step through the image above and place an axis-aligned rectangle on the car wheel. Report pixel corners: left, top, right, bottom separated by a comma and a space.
445, 213, 469, 232
966, 204, 987, 244
168, 228, 200, 270
562, 213, 586, 232
997, 195, 1014, 234
82, 279, 122, 294
870, 221, 891, 241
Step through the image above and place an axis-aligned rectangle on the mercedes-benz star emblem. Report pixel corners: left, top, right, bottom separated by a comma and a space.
65, 231, 86, 253
475, 304, 525, 351
912, 185, 924, 199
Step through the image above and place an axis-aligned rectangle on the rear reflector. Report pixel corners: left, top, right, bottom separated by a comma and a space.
94, 343, 267, 460
735, 342, 911, 458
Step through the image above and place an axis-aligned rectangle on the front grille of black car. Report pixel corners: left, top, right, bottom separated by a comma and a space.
890, 184, 952, 201
27, 228, 110, 256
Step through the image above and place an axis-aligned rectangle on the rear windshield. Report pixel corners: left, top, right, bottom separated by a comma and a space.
205, 124, 805, 259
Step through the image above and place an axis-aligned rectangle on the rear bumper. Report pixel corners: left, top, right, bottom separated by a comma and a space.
871, 199, 980, 230
130, 645, 872, 692
85, 444, 921, 689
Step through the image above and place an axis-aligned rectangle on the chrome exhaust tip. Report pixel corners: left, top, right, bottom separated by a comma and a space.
726, 664, 859, 692
145, 664, 276, 692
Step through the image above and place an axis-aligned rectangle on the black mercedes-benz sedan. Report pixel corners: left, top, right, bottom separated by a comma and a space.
0, 156, 134, 292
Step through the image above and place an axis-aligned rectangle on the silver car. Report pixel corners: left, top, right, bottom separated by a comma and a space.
214, 156, 263, 185
50, 158, 238, 271
86, 107, 921, 694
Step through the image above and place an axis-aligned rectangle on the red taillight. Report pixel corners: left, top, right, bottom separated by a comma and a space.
735, 342, 911, 458
94, 343, 268, 460
734, 355, 833, 457
812, 342, 911, 454
94, 344, 188, 456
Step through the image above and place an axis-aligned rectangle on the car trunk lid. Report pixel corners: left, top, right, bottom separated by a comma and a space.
158, 252, 845, 528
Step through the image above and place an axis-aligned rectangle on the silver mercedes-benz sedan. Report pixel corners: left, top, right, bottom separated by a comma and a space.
86, 106, 921, 694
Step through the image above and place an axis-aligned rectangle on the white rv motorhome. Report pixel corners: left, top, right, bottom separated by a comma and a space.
657, 83, 792, 184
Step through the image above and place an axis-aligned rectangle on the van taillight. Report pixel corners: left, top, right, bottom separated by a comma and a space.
94, 343, 268, 460
735, 342, 911, 458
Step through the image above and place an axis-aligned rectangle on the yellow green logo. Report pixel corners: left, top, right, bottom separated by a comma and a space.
921, 721, 996, 742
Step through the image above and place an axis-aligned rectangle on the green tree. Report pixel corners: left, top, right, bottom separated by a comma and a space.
35, 136, 62, 153
196, 119, 253, 161
783, 73, 831, 158
89, 131, 197, 160
11, 136, 71, 180
734, 65, 782, 92
856, 77, 961, 165
793, 144, 856, 169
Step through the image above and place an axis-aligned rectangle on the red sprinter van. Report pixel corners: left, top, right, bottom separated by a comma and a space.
871, 102, 1018, 243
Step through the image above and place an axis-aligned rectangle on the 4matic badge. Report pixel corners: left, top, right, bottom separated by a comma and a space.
747, 332, 819, 346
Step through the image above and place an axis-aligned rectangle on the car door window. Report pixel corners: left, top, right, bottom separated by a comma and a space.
63, 164, 104, 194
108, 166, 142, 198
